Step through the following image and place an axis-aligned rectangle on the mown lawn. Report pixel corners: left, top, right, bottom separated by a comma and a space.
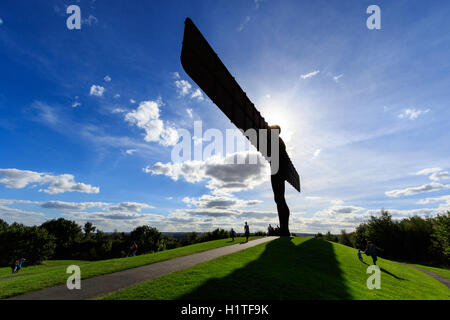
0, 260, 90, 279
0, 236, 259, 299
102, 237, 450, 300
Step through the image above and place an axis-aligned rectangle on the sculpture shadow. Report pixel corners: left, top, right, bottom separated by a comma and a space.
178, 237, 352, 300
359, 260, 405, 280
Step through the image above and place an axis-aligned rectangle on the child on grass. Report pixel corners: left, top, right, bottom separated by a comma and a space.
357, 249, 363, 262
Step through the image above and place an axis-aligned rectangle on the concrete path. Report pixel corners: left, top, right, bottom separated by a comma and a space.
8, 236, 278, 300
401, 263, 450, 288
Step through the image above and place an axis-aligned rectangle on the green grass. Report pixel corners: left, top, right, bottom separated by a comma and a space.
0, 260, 90, 279
411, 264, 450, 280
102, 237, 450, 300
0, 236, 259, 299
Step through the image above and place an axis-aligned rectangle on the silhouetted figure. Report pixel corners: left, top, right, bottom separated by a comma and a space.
269, 125, 291, 237
244, 222, 250, 242
230, 228, 236, 241
130, 242, 138, 257
267, 224, 275, 236
365, 241, 383, 265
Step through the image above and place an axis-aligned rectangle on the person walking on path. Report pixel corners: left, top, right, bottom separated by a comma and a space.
365, 241, 383, 265
244, 222, 250, 243
230, 228, 236, 241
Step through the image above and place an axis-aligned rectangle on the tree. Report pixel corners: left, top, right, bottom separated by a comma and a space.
431, 212, 450, 265
83, 222, 96, 238
40, 218, 82, 259
0, 223, 55, 266
339, 230, 354, 247
130, 226, 163, 254
181, 232, 200, 246
0, 219, 8, 232
398, 216, 433, 262
325, 231, 338, 242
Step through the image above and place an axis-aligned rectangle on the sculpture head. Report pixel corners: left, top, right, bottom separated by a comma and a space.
269, 124, 281, 134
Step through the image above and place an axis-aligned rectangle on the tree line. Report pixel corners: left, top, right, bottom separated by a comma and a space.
315, 210, 449, 267
0, 218, 244, 267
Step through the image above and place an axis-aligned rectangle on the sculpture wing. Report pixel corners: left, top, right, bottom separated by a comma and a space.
180, 18, 300, 192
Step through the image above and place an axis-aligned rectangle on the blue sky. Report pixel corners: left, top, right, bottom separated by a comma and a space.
1, 0, 450, 233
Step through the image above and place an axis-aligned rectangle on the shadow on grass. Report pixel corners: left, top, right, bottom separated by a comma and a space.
178, 237, 352, 300
359, 260, 405, 280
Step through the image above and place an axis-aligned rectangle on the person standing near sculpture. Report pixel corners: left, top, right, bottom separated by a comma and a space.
244, 222, 250, 243
230, 228, 236, 241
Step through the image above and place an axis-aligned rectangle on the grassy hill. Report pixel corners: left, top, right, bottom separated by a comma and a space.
102, 237, 449, 300
0, 236, 260, 299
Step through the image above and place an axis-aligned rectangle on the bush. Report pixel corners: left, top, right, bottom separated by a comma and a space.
0, 223, 55, 267
339, 230, 354, 247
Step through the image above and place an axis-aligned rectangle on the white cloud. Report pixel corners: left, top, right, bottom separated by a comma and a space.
385, 182, 450, 198
430, 171, 450, 181
72, 101, 81, 108
104, 75, 111, 82
186, 108, 193, 118
90, 85, 105, 97
41, 201, 108, 210
130, 99, 136, 104
146, 151, 270, 195
314, 205, 364, 218
114, 94, 121, 99
417, 195, 450, 205
333, 74, 343, 82
416, 167, 442, 176
174, 79, 204, 101
0, 18, 4, 25
237, 16, 251, 32
125, 149, 137, 155
398, 108, 430, 120
0, 199, 39, 206
300, 70, 320, 80
82, 15, 98, 26
0, 169, 100, 195
191, 89, 204, 101
112, 108, 127, 114
124, 100, 179, 146
108, 202, 153, 212
175, 80, 192, 96
313, 149, 321, 159
172, 72, 180, 79
0, 205, 45, 219
185, 194, 261, 210
65, 211, 161, 222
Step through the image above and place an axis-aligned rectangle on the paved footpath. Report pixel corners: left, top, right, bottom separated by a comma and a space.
8, 236, 278, 300
401, 263, 450, 289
